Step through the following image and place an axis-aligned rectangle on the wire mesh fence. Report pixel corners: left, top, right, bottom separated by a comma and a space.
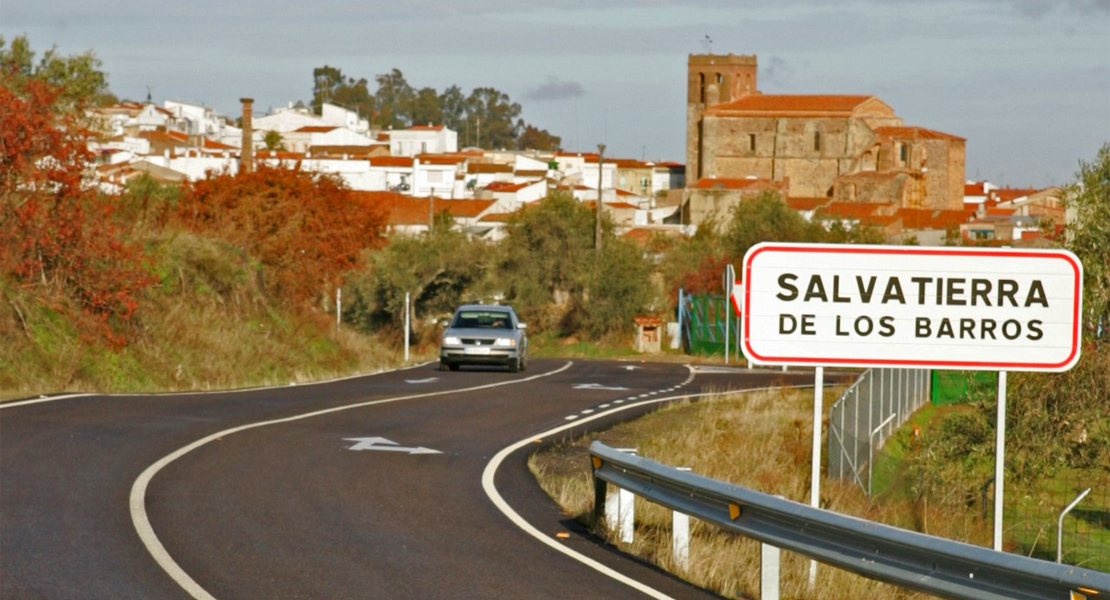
996, 469, 1110, 572
827, 368, 931, 495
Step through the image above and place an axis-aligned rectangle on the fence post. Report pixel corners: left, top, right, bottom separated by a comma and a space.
1057, 488, 1091, 563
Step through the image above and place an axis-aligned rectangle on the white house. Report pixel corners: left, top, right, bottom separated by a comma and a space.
321, 102, 370, 134
163, 100, 226, 139
253, 104, 327, 134
390, 125, 458, 157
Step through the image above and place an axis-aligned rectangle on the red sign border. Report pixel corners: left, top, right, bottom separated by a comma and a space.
739, 243, 1083, 372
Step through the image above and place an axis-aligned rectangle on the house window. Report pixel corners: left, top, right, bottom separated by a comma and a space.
814, 131, 822, 152
899, 143, 908, 164
748, 133, 756, 152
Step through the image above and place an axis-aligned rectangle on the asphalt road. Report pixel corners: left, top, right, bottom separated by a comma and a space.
1, 359, 826, 599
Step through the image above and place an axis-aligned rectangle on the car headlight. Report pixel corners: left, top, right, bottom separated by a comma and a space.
444, 336, 462, 345
493, 337, 516, 347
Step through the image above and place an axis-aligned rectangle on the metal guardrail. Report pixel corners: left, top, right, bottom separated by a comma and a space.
589, 442, 1109, 600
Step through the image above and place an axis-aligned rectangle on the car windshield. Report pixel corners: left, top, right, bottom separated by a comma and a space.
452, 311, 513, 329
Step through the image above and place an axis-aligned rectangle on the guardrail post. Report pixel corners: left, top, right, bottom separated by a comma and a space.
673, 511, 690, 571
619, 488, 635, 543
591, 456, 607, 524
674, 467, 692, 571
761, 543, 781, 600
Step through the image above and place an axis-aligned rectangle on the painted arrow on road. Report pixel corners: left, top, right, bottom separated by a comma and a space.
572, 383, 630, 391
344, 437, 442, 455
405, 377, 440, 384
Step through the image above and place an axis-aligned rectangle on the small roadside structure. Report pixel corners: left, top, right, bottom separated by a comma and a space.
633, 316, 663, 353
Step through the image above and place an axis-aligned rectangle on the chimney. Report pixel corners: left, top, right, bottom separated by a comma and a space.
240, 97, 254, 174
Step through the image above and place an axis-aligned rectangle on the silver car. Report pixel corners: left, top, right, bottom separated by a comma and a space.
439, 304, 528, 372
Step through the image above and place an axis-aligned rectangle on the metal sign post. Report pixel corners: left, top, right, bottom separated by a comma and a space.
724, 263, 735, 364
733, 242, 1085, 562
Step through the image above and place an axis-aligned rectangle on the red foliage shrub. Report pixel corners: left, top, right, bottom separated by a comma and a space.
175, 165, 387, 303
0, 76, 154, 346
678, 253, 731, 297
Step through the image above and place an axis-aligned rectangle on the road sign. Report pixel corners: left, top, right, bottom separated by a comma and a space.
723, 263, 736, 296
738, 243, 1083, 371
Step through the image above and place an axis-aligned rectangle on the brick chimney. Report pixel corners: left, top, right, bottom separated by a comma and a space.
240, 97, 254, 174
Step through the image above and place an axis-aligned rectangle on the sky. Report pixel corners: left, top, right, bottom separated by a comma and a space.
3, 0, 1108, 188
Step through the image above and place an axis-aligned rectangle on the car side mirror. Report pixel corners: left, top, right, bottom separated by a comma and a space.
517, 323, 527, 330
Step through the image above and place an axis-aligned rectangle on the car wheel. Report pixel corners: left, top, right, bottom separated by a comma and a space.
508, 358, 520, 373
520, 354, 527, 372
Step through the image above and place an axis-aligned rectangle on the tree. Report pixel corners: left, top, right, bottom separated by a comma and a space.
373, 68, 414, 129
466, 87, 522, 150
517, 125, 562, 151
0, 35, 115, 108
1066, 142, 1110, 336
1, 57, 152, 346
721, 191, 825, 258
438, 85, 467, 134
409, 87, 442, 128
344, 216, 487, 335
175, 166, 387, 303
311, 65, 374, 118
263, 130, 284, 151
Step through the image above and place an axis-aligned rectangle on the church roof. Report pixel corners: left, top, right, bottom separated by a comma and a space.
706, 94, 892, 117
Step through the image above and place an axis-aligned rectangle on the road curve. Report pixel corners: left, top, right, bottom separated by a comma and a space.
1, 359, 824, 599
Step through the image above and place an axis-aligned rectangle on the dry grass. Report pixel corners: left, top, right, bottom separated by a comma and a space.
530, 388, 990, 600
0, 232, 426, 400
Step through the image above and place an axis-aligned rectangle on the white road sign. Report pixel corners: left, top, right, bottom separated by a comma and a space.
736, 243, 1083, 372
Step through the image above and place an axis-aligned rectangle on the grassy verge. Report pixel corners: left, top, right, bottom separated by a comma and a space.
0, 232, 426, 401
530, 388, 991, 600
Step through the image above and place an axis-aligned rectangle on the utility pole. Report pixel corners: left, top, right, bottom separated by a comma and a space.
596, 143, 605, 252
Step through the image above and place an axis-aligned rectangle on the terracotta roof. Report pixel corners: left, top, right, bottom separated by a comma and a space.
817, 202, 891, 219
137, 130, 189, 147
606, 202, 640, 210
987, 208, 1016, 216
468, 163, 513, 174
965, 182, 989, 196
417, 154, 467, 165
486, 180, 540, 193
873, 126, 965, 142
479, 212, 514, 223
407, 125, 444, 131
202, 139, 235, 150
515, 169, 547, 177
689, 177, 785, 190
988, 188, 1039, 203
361, 194, 491, 226
785, 197, 829, 211
709, 94, 879, 114
369, 156, 414, 167
294, 126, 338, 133
897, 208, 973, 230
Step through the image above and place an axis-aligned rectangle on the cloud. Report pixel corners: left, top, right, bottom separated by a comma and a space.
524, 77, 585, 102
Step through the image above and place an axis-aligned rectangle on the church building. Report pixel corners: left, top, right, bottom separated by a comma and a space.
684, 54, 966, 226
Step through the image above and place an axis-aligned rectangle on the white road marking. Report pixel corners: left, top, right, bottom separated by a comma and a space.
565, 415, 579, 421
130, 361, 574, 600
573, 383, 630, 391
481, 374, 819, 600
405, 377, 440, 384
581, 409, 594, 414
344, 437, 441, 454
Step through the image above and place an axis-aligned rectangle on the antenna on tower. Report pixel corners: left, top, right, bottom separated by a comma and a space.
146, 86, 153, 104
701, 34, 713, 53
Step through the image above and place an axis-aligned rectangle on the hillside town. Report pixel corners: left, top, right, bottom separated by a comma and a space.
89, 53, 1066, 245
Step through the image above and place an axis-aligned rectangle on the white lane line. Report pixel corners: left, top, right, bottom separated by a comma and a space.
131, 361, 574, 600
565, 415, 579, 421
598, 404, 610, 409
482, 378, 819, 600
614, 400, 624, 404
1, 362, 438, 409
